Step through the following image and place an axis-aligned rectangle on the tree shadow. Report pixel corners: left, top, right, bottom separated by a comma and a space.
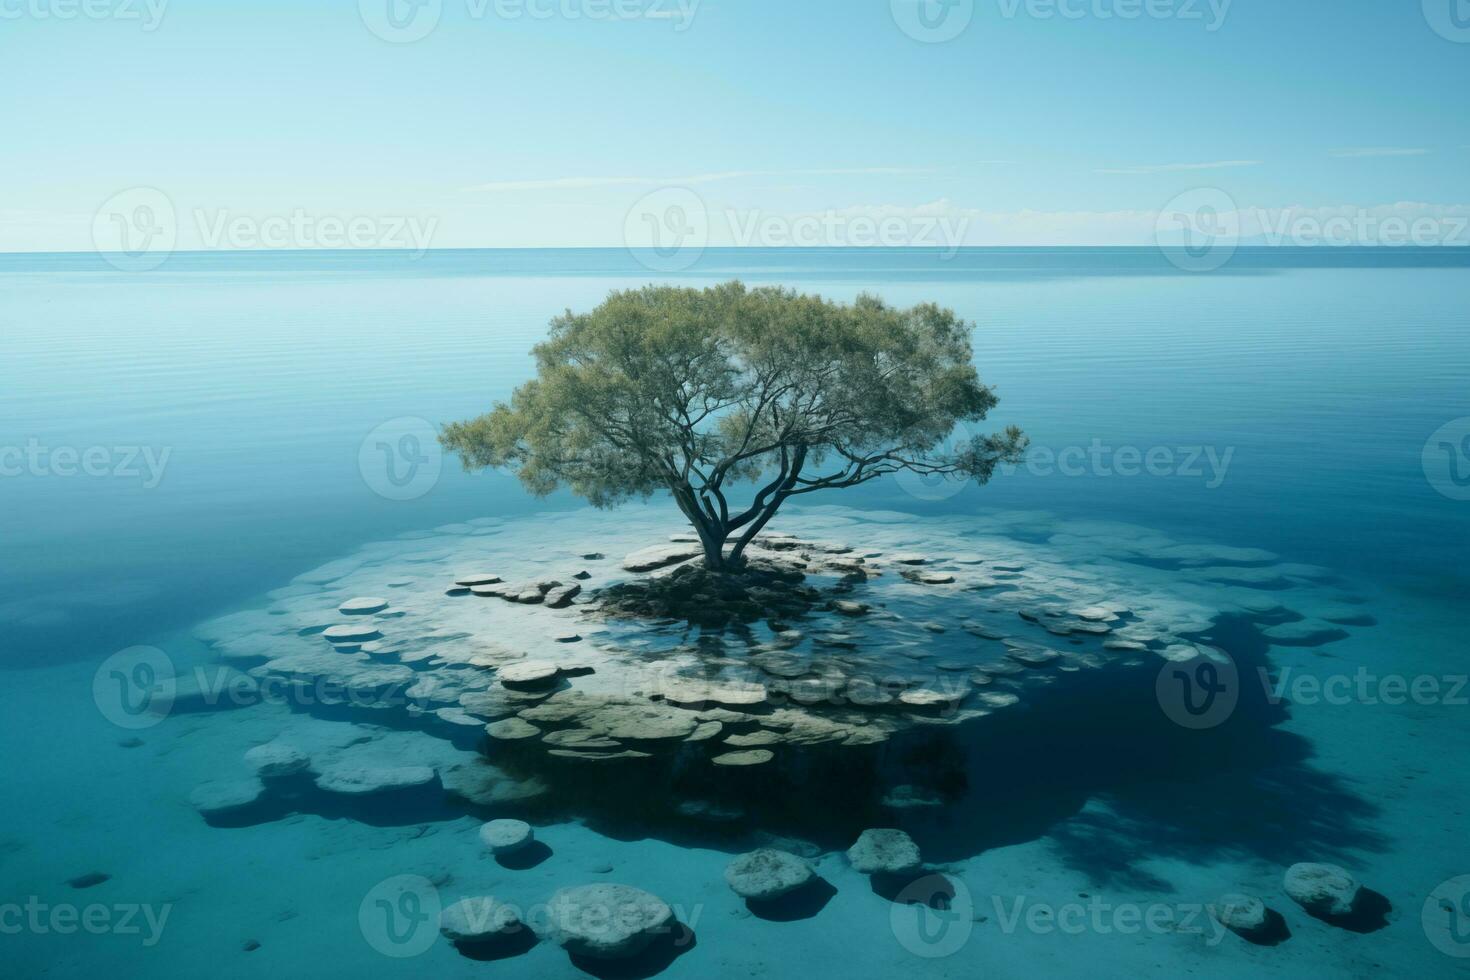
904, 615, 1388, 891
745, 877, 837, 921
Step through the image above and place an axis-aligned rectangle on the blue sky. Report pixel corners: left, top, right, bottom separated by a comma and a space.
2, 0, 1467, 250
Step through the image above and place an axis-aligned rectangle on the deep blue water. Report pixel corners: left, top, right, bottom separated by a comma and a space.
3, 247, 1468, 669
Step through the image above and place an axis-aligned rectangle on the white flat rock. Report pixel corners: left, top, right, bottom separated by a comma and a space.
622, 543, 702, 572
322, 623, 382, 644
338, 597, 389, 615
486, 717, 542, 741
847, 828, 921, 875
1284, 863, 1361, 918
455, 574, 503, 587
545, 884, 673, 960
479, 818, 534, 855
189, 779, 266, 816
243, 742, 311, 779
724, 849, 815, 901
499, 661, 562, 688
314, 765, 436, 795
712, 749, 774, 766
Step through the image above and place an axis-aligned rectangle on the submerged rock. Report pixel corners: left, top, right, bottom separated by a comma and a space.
486, 717, 541, 741
498, 661, 562, 689
724, 849, 815, 901
622, 543, 703, 573
338, 597, 388, 615
544, 583, 582, 608
545, 884, 674, 960
243, 742, 311, 779
479, 818, 534, 855
322, 623, 382, 644
166, 667, 260, 714
1211, 893, 1271, 938
847, 829, 921, 875
882, 785, 945, 809
1283, 863, 1361, 918
712, 749, 774, 767
440, 897, 523, 943
314, 765, 437, 795
189, 779, 266, 818
454, 574, 503, 587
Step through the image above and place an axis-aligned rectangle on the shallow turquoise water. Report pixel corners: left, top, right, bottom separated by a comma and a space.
3, 248, 1469, 977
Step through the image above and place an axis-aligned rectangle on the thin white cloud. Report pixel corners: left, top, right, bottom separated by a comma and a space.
465, 167, 941, 193
1095, 160, 1262, 176
1330, 147, 1430, 158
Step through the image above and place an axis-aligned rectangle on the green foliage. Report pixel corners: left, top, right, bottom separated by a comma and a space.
442, 282, 1026, 566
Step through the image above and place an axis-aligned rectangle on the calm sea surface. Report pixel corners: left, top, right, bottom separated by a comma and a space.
3, 247, 1467, 668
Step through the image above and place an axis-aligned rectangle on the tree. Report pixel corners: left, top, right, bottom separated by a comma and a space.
441, 282, 1026, 572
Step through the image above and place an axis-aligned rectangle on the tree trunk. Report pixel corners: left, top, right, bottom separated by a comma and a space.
670, 484, 730, 571
726, 446, 806, 567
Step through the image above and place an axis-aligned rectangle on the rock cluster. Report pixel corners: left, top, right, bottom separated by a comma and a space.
597, 562, 820, 627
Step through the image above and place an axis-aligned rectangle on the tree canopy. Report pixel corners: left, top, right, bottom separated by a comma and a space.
441, 282, 1025, 569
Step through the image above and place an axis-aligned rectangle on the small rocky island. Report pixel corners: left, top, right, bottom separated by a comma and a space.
180, 503, 1372, 844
